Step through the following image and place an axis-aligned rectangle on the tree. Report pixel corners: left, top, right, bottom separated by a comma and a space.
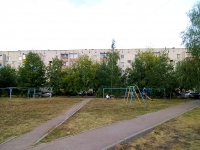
95, 40, 121, 88
175, 59, 198, 90
62, 55, 99, 94
181, 1, 200, 56
0, 65, 17, 88
46, 58, 63, 95
181, 1, 200, 89
95, 39, 122, 96
18, 52, 46, 88
108, 39, 122, 88
127, 49, 175, 97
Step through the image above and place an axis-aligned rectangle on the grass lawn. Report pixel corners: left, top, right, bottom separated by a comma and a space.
0, 97, 85, 143
1, 96, 197, 148
113, 106, 200, 150
41, 98, 193, 143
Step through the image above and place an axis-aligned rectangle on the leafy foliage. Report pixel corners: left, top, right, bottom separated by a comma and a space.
0, 65, 17, 88
46, 58, 63, 95
62, 55, 99, 93
181, 1, 200, 90
95, 40, 122, 96
127, 49, 175, 97
181, 1, 200, 56
175, 59, 198, 90
18, 52, 46, 88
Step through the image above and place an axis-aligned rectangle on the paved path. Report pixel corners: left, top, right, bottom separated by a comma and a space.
0, 98, 92, 150
28, 100, 200, 150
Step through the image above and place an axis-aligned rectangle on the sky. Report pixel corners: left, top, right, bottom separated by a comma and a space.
0, 0, 198, 51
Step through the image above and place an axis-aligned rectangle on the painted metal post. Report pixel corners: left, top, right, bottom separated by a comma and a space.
164, 88, 166, 101
130, 87, 133, 105
9, 87, 12, 101
33, 88, 36, 98
123, 88, 128, 103
27, 88, 30, 98
50, 87, 53, 101
103, 89, 104, 101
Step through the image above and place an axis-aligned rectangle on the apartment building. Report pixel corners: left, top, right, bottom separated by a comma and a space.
0, 48, 188, 71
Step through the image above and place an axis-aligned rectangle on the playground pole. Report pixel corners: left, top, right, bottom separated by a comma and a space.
164, 88, 166, 101
103, 88, 127, 101
9, 87, 12, 101
50, 87, 53, 101
103, 89, 104, 101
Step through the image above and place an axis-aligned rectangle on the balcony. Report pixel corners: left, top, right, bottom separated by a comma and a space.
61, 54, 68, 61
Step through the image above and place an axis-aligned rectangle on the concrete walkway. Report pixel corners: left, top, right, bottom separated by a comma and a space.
0, 98, 92, 150
27, 100, 200, 150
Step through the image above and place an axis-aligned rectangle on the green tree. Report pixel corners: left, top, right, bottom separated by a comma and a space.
181, 1, 200, 89
62, 55, 99, 94
181, 1, 200, 56
46, 58, 63, 95
95, 39, 122, 96
108, 39, 122, 88
18, 52, 46, 88
175, 59, 198, 90
0, 65, 17, 88
127, 49, 174, 97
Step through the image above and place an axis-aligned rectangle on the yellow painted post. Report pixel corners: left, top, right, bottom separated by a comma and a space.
134, 90, 141, 104
126, 87, 130, 105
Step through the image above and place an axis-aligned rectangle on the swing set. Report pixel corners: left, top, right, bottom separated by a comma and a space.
124, 85, 146, 106
102, 85, 147, 106
102, 85, 166, 106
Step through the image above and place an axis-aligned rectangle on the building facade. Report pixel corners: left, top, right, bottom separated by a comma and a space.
0, 48, 188, 71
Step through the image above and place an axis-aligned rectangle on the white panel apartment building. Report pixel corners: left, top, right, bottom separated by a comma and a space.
0, 48, 188, 71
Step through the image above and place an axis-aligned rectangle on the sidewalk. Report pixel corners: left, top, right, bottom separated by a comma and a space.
0, 98, 92, 150
28, 100, 200, 150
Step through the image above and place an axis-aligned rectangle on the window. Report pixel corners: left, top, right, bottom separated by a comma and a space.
177, 54, 180, 59
22, 54, 26, 59
63, 62, 69, 66
55, 55, 59, 59
43, 56, 46, 61
121, 55, 124, 59
61, 54, 68, 59
93, 55, 98, 60
19, 56, 22, 60
69, 53, 77, 58
7, 56, 10, 61
170, 60, 173, 64
127, 60, 131, 63
0, 55, 2, 60
135, 55, 138, 59
100, 53, 107, 58
121, 62, 124, 67
154, 52, 160, 56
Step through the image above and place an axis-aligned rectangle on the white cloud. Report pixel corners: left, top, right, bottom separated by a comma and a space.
0, 0, 198, 51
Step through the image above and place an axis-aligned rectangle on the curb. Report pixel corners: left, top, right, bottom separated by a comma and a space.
33, 99, 92, 145
102, 102, 200, 150
102, 127, 154, 150
0, 136, 17, 146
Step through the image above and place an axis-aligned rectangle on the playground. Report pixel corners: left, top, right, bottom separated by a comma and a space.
103, 85, 166, 106
0, 96, 193, 146
0, 87, 53, 101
